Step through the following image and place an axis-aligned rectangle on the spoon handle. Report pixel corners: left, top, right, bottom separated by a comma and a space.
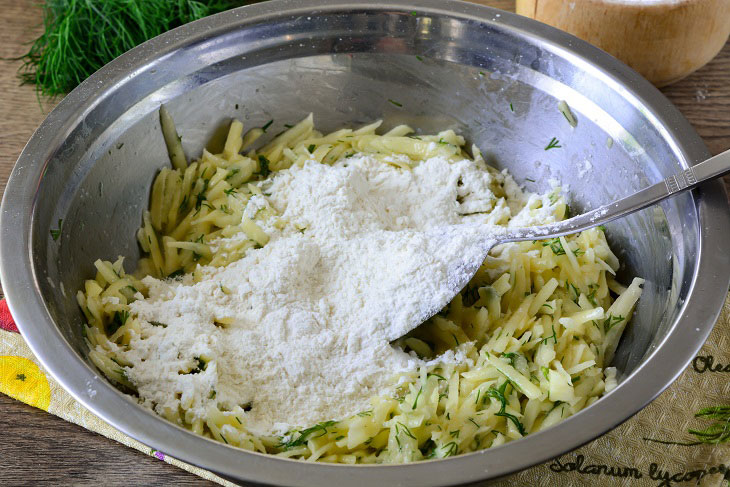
502, 148, 730, 243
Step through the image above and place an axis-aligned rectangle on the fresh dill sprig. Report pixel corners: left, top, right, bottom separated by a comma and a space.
17, 0, 259, 97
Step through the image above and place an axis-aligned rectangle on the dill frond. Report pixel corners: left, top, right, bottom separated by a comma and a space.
18, 0, 259, 97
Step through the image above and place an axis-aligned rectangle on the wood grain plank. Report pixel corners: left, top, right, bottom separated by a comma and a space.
0, 394, 216, 486
0, 0, 727, 485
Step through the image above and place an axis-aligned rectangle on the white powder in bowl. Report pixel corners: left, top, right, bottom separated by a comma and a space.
122, 154, 545, 435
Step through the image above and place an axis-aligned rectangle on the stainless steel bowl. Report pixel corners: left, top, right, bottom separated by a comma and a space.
1, 1, 728, 485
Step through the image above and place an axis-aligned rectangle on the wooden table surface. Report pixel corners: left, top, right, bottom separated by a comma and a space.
0, 1, 728, 486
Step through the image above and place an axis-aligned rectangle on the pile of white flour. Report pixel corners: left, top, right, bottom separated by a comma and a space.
123, 154, 535, 435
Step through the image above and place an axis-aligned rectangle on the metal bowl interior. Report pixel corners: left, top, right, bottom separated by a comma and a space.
2, 1, 729, 486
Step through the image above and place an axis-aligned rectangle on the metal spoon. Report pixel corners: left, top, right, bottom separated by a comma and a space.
402, 147, 730, 339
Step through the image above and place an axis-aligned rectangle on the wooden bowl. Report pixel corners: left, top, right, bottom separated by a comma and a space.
516, 0, 730, 86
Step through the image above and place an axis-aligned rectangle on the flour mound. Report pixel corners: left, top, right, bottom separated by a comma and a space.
125, 154, 516, 434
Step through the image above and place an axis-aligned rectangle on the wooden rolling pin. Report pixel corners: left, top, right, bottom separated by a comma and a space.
516, 0, 730, 86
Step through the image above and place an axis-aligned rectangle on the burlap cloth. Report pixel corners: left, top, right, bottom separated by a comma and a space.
1, 295, 729, 486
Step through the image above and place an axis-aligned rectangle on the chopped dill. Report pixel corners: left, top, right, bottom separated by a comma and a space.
388, 99, 403, 107
603, 314, 625, 333
107, 309, 129, 335
279, 420, 337, 449
50, 218, 63, 241
501, 352, 518, 367
412, 386, 423, 409
486, 381, 526, 435
190, 356, 207, 374
545, 137, 561, 150
541, 323, 557, 345
257, 155, 271, 178
542, 238, 566, 255
225, 168, 240, 181
167, 269, 185, 280
261, 119, 273, 132
440, 441, 459, 457
178, 194, 189, 212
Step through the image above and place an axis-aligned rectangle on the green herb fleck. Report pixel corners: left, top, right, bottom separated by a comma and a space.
225, 168, 240, 181
486, 381, 526, 435
150, 321, 167, 328
412, 386, 423, 409
257, 155, 271, 178
190, 356, 207, 374
545, 137, 561, 150
107, 310, 129, 335
603, 314, 625, 333
388, 99, 403, 108
440, 441, 459, 457
279, 421, 337, 449
194, 179, 210, 210
308, 144, 316, 154
542, 238, 566, 255
167, 269, 185, 280
541, 324, 557, 345
178, 194, 189, 212
261, 119, 273, 132
586, 284, 599, 306
501, 352, 518, 367
50, 219, 63, 241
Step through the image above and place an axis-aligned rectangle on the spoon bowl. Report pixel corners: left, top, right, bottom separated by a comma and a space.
407, 148, 730, 340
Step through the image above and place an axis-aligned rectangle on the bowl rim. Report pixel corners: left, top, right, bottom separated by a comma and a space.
2, 1, 729, 485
